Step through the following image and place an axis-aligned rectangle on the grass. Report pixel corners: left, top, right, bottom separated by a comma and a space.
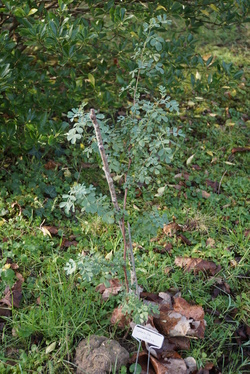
0, 25, 249, 374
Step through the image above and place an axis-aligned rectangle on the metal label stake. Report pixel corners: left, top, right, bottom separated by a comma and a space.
132, 325, 164, 374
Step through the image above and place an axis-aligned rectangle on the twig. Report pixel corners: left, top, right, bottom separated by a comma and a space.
89, 108, 129, 292
127, 222, 140, 299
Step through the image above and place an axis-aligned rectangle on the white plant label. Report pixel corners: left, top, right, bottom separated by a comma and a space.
132, 325, 164, 348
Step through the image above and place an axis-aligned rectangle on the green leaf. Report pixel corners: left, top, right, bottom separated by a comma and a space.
206, 55, 213, 66
208, 74, 213, 84
233, 70, 244, 79
222, 61, 232, 74
186, 154, 195, 166
155, 41, 162, 51
155, 186, 165, 197
171, 2, 183, 13
120, 8, 126, 21
13, 7, 25, 17
45, 342, 57, 354
49, 20, 57, 36
88, 73, 95, 88
28, 8, 38, 16
0, 63, 10, 79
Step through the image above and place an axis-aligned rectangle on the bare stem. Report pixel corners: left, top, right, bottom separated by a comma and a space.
90, 109, 120, 213
90, 108, 129, 292
123, 156, 132, 211
127, 222, 140, 298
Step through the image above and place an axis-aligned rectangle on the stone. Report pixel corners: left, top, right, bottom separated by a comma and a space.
75, 335, 129, 374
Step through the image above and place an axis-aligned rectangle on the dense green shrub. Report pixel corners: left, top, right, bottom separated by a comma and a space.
0, 0, 248, 155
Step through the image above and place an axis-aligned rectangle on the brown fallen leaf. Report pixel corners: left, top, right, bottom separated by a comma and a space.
167, 336, 190, 351
9, 263, 19, 270
164, 243, 173, 252
44, 160, 61, 170
151, 354, 192, 374
173, 297, 204, 321
175, 257, 221, 275
60, 238, 78, 248
178, 180, 187, 188
191, 164, 202, 170
205, 179, 219, 193
212, 277, 231, 298
0, 266, 24, 331
10, 280, 23, 308
42, 226, 59, 235
174, 172, 190, 180
110, 306, 130, 329
153, 243, 173, 254
163, 222, 183, 237
231, 147, 250, 154
164, 266, 173, 275
120, 291, 204, 372
150, 336, 190, 359
131, 350, 197, 374
96, 278, 122, 300
0, 304, 11, 320
140, 292, 162, 302
234, 323, 250, 349
0, 279, 23, 308
173, 184, 183, 191
201, 190, 211, 199
197, 362, 214, 374
154, 305, 205, 338
15, 272, 25, 283
206, 238, 215, 247
141, 292, 173, 309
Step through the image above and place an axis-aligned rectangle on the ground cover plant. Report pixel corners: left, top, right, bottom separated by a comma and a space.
0, 1, 249, 373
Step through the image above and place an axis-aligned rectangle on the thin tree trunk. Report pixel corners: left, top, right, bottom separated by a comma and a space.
90, 109, 129, 292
